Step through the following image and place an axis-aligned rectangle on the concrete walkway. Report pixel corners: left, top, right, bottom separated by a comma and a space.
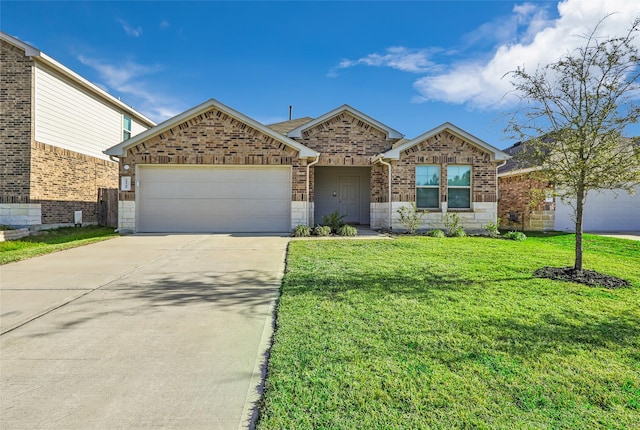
589, 231, 640, 241
0, 234, 289, 429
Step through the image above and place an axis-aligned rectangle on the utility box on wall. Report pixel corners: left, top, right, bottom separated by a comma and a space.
74, 211, 82, 226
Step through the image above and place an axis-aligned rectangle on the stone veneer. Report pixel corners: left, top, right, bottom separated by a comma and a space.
118, 200, 136, 231
498, 173, 555, 231
372, 202, 497, 232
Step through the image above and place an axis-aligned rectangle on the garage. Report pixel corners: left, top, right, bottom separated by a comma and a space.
555, 186, 640, 232
137, 165, 291, 233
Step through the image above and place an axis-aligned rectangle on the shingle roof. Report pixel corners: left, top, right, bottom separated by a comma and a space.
266, 117, 314, 135
498, 141, 531, 174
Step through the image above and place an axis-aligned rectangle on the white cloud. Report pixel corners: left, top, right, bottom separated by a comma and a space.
117, 19, 142, 37
415, 0, 640, 108
78, 55, 182, 122
328, 46, 441, 77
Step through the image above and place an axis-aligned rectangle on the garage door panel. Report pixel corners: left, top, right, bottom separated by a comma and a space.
138, 166, 291, 233
555, 186, 640, 231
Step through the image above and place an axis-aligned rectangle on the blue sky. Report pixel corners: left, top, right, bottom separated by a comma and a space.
2, 0, 639, 149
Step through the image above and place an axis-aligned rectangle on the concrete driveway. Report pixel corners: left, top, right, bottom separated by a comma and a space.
0, 234, 289, 429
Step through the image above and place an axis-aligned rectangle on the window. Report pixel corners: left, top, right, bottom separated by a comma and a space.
123, 115, 132, 140
447, 165, 471, 209
416, 165, 440, 209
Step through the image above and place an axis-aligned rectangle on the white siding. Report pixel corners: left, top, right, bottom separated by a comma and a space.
555, 186, 640, 232
131, 118, 147, 137
33, 63, 147, 161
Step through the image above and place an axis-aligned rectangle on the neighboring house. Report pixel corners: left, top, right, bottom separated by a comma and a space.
105, 98, 508, 233
498, 141, 640, 232
0, 32, 154, 228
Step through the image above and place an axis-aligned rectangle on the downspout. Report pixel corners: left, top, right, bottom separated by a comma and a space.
373, 155, 393, 230
306, 155, 320, 226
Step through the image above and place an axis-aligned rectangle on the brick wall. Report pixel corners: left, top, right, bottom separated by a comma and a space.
391, 130, 497, 204
293, 112, 391, 166
498, 173, 555, 231
0, 40, 33, 203
292, 111, 393, 203
30, 141, 118, 224
118, 107, 307, 202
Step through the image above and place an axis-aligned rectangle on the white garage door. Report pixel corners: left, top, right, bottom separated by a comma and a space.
555, 186, 640, 232
137, 165, 291, 233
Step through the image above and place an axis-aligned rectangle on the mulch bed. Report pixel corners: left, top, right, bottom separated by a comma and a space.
533, 266, 631, 289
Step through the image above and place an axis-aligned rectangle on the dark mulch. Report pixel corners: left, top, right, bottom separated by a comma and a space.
534, 266, 631, 289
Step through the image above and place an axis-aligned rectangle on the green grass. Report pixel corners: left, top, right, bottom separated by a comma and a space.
0, 226, 117, 265
258, 234, 640, 429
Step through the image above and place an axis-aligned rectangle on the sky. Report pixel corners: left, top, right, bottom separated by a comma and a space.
2, 0, 639, 149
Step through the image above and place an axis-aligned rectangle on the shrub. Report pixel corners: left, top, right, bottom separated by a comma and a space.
503, 231, 527, 241
322, 210, 346, 233
450, 227, 466, 237
427, 229, 445, 238
396, 203, 425, 234
336, 225, 358, 237
293, 225, 311, 237
483, 219, 501, 237
313, 225, 332, 237
443, 213, 465, 236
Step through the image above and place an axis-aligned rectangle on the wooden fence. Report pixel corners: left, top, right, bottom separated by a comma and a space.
98, 188, 118, 228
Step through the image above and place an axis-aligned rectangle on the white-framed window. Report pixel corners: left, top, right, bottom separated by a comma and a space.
123, 115, 132, 140
416, 165, 440, 209
447, 165, 471, 209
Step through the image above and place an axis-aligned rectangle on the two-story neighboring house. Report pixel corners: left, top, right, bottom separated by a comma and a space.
0, 32, 155, 228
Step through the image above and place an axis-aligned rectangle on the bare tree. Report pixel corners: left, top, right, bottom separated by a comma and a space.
505, 15, 640, 272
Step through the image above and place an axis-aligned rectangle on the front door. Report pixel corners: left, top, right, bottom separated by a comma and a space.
338, 175, 360, 224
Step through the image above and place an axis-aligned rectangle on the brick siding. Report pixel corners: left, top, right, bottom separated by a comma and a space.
390, 131, 498, 204
0, 40, 33, 203
498, 173, 555, 230
30, 142, 118, 223
292, 111, 394, 202
118, 107, 308, 202
293, 112, 392, 166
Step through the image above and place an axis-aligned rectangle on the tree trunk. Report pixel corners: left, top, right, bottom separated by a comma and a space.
574, 187, 585, 272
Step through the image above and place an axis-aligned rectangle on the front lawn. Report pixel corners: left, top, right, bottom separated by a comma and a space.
258, 234, 640, 429
0, 226, 117, 265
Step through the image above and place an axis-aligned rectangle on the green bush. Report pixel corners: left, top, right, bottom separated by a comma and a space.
293, 225, 311, 237
450, 227, 466, 237
397, 203, 424, 234
503, 231, 527, 241
313, 225, 332, 237
427, 229, 445, 238
443, 213, 465, 236
322, 210, 346, 233
336, 225, 358, 237
483, 219, 501, 237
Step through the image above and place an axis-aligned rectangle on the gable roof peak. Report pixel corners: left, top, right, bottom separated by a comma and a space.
105, 97, 318, 158
381, 122, 509, 161
286, 104, 403, 140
